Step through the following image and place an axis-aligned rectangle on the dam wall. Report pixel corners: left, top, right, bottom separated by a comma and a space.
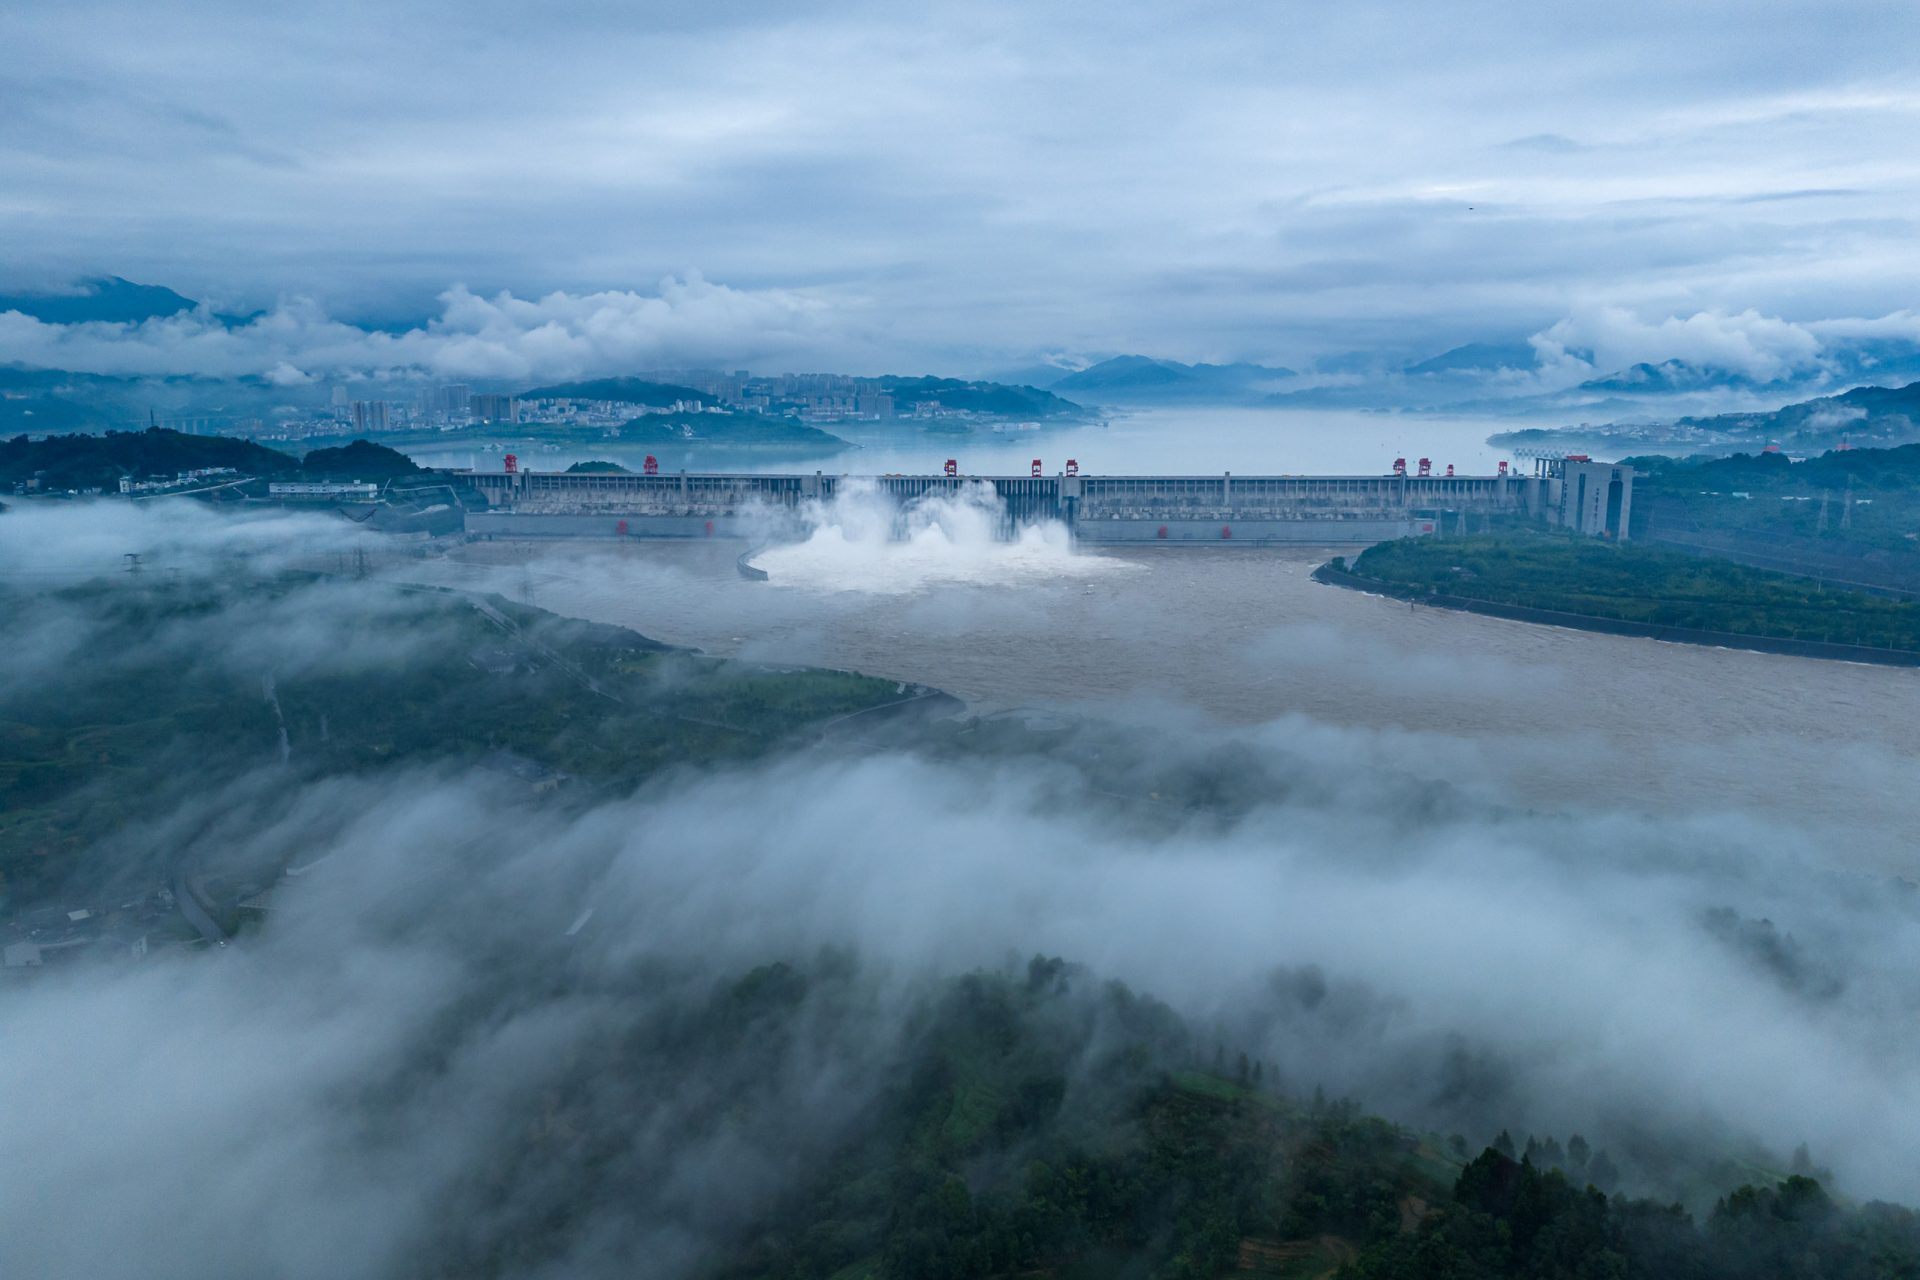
1072, 516, 1431, 545
467, 511, 769, 539
459, 469, 1542, 545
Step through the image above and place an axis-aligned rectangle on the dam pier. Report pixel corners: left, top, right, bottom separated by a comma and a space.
461, 460, 1615, 546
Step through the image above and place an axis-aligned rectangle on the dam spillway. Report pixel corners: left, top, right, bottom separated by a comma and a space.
459, 468, 1546, 545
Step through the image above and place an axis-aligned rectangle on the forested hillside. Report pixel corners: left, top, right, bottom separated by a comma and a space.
1, 428, 419, 490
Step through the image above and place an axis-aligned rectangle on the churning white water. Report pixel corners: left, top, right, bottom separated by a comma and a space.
752, 480, 1135, 595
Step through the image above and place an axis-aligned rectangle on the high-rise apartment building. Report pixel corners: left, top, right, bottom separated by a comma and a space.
470, 394, 519, 423
351, 400, 389, 433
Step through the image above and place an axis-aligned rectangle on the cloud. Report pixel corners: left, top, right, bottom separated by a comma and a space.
9, 726, 1920, 1280
1524, 305, 1920, 386
1529, 307, 1821, 382
5, 1, 1920, 369
0, 275, 840, 383
1498, 133, 1589, 153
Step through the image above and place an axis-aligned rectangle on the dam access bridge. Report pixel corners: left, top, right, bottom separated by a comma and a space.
461, 463, 1550, 545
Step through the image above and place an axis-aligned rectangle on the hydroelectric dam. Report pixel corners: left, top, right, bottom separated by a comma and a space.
461, 462, 1557, 546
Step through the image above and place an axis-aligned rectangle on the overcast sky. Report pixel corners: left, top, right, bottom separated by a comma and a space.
4, 0, 1920, 375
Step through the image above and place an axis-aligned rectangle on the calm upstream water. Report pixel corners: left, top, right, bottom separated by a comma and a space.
401, 405, 1526, 477
393, 533, 1920, 876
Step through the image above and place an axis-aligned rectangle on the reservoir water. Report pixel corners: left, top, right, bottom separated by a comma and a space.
401, 405, 1527, 477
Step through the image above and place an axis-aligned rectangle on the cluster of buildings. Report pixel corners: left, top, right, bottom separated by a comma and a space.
343, 372, 920, 431
515, 394, 718, 428
116, 466, 239, 494
640, 369, 900, 423
325, 384, 524, 435
204, 369, 1013, 445
2, 892, 185, 976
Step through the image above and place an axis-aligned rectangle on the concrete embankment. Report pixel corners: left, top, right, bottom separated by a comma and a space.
1312, 562, 1920, 668
468, 511, 758, 539
735, 547, 770, 581
1072, 516, 1425, 545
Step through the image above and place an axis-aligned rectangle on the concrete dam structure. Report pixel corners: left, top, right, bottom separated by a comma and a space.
462, 467, 1550, 545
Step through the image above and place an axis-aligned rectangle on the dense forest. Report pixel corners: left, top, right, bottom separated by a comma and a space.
1, 427, 422, 491
1346, 529, 1920, 650
517, 376, 719, 406
435, 951, 1920, 1280
0, 576, 902, 907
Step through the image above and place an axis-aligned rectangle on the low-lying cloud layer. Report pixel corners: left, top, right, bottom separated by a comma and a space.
0, 276, 837, 383
6, 499, 1920, 1280
10, 282, 1920, 397
1530, 306, 1920, 387
9, 716, 1920, 1278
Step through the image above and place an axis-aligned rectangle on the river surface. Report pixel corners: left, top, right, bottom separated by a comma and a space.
393, 536, 1920, 876
399, 405, 1523, 477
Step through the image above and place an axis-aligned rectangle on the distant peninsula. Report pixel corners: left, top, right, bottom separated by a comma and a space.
1318, 528, 1920, 665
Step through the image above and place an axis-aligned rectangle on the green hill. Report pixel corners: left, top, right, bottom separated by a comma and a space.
297, 439, 421, 480
1626, 443, 1920, 554
1, 427, 300, 490
1, 429, 423, 491
467, 951, 1920, 1280
1667, 380, 1920, 452
877, 375, 1088, 418
518, 376, 718, 407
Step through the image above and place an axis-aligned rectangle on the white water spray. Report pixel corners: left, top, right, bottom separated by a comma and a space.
754, 479, 1133, 595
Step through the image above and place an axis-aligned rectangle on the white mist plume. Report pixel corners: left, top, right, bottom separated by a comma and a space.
753, 479, 1134, 595
0, 498, 373, 579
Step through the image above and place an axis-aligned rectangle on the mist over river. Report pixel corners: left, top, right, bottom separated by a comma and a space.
394, 533, 1920, 876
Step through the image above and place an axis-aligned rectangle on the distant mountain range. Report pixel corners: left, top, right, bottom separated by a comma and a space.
0, 276, 265, 329
875, 375, 1085, 418
0, 277, 199, 326
1489, 379, 1920, 457
1044, 356, 1296, 403
11, 276, 1920, 432
1401, 341, 1543, 377
1664, 379, 1920, 452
